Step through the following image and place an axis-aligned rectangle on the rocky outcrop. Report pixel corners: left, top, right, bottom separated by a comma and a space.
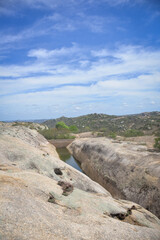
0, 126, 160, 240
68, 138, 160, 219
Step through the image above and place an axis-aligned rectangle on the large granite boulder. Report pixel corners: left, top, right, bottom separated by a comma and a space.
68, 138, 160, 218
0, 126, 160, 240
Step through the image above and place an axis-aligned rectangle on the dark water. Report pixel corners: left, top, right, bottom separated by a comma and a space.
56, 147, 83, 173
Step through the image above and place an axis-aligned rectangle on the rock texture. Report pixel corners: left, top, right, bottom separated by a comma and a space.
68, 138, 160, 219
0, 126, 160, 240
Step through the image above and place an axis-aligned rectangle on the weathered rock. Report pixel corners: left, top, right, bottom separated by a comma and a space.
68, 138, 160, 218
0, 126, 108, 195
0, 125, 160, 240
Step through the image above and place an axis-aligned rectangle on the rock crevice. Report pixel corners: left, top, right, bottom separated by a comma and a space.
68, 137, 160, 218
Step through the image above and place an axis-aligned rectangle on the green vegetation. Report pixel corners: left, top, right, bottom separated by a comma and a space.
84, 126, 90, 131
43, 112, 160, 136
56, 121, 69, 130
12, 121, 37, 130
38, 128, 75, 140
38, 121, 77, 140
12, 120, 78, 140
154, 137, 160, 151
11, 112, 160, 140
38, 128, 55, 140
12, 122, 20, 126
69, 125, 79, 133
154, 131, 160, 137
12, 122, 30, 127
109, 132, 117, 139
123, 129, 144, 137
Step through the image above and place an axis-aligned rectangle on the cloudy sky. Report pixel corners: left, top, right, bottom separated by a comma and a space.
0, 0, 160, 121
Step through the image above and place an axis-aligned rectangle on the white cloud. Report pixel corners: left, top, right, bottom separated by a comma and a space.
28, 44, 79, 59
0, 44, 160, 120
91, 49, 110, 57
0, 45, 160, 94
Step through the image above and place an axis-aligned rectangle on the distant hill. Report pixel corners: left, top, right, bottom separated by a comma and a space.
32, 119, 49, 124
43, 112, 160, 136
5, 119, 49, 124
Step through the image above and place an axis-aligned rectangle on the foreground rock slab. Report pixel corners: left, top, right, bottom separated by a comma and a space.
68, 137, 160, 219
0, 126, 160, 240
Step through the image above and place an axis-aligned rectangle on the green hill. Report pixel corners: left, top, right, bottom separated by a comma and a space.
43, 112, 160, 136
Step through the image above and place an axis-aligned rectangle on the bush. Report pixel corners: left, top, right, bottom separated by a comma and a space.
99, 128, 107, 132
12, 122, 20, 126
154, 131, 160, 137
123, 129, 144, 137
154, 137, 160, 150
69, 125, 79, 133
84, 126, 90, 131
38, 128, 55, 140
97, 132, 104, 137
38, 128, 75, 140
55, 121, 69, 130
109, 132, 117, 139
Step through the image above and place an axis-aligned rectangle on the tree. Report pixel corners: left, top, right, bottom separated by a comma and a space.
55, 121, 69, 130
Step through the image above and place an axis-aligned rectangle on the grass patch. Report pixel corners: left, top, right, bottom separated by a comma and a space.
123, 129, 144, 137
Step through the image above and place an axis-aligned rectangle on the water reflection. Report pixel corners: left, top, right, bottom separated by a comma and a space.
56, 147, 83, 173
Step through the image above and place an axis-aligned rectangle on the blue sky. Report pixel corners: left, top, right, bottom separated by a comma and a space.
0, 0, 160, 121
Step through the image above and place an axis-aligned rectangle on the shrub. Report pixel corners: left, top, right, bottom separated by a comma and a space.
12, 122, 20, 126
97, 132, 104, 137
123, 129, 144, 137
38, 128, 75, 140
154, 137, 160, 150
84, 126, 90, 131
38, 128, 55, 140
109, 132, 117, 139
55, 121, 69, 130
155, 131, 160, 137
69, 125, 79, 133
99, 128, 107, 132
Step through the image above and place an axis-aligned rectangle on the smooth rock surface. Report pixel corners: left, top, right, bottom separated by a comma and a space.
68, 138, 160, 219
0, 126, 160, 240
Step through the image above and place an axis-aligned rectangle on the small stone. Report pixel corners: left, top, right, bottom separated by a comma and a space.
131, 205, 136, 210
48, 193, 56, 203
58, 181, 64, 186
54, 168, 63, 175
57, 181, 74, 196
